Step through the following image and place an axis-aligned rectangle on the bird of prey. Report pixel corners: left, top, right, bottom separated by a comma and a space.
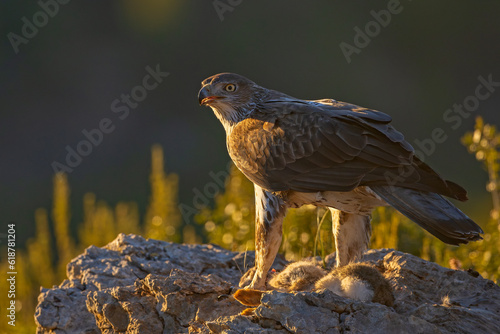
198, 73, 483, 290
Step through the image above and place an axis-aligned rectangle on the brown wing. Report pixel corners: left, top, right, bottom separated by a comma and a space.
228, 100, 467, 200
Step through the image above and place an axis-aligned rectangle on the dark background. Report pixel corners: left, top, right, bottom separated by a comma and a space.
1, 1, 499, 247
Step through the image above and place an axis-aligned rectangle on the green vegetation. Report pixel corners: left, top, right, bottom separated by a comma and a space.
0, 145, 181, 332
144, 144, 182, 242
1, 118, 499, 333
459, 117, 500, 280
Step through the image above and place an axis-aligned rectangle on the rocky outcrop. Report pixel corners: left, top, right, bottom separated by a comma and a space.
35, 234, 500, 333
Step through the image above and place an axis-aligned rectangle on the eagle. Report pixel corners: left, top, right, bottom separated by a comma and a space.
198, 73, 483, 290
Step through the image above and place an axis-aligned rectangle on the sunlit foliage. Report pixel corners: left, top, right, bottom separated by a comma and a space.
462, 117, 500, 224
144, 144, 182, 242
52, 173, 76, 277
196, 163, 256, 252
459, 117, 500, 281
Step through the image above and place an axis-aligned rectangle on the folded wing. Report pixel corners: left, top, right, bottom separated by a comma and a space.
228, 99, 467, 201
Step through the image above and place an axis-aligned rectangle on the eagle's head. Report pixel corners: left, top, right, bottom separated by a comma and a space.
198, 73, 266, 130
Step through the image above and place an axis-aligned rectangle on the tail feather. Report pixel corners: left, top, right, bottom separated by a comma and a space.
370, 186, 483, 245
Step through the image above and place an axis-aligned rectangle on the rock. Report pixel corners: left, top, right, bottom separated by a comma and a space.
35, 279, 99, 334
35, 234, 500, 333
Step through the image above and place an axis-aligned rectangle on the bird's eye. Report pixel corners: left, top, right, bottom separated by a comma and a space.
225, 84, 236, 92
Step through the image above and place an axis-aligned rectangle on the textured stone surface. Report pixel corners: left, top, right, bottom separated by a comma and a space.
35, 234, 500, 333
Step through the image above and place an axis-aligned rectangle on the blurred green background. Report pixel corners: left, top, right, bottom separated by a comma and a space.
1, 0, 500, 331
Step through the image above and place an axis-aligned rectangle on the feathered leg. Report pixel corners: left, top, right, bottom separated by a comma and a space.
330, 208, 372, 267
240, 185, 287, 290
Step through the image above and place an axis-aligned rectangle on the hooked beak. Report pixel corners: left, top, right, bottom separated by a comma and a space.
198, 86, 225, 106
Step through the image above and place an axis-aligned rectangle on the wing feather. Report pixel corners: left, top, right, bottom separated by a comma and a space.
228, 99, 465, 200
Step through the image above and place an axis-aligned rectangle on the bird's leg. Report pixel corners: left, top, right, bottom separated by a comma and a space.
330, 208, 372, 267
241, 185, 287, 290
